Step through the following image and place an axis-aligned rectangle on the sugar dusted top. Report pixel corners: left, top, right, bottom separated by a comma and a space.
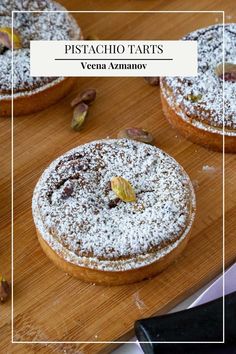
161, 24, 236, 135
0, 0, 81, 97
32, 139, 195, 271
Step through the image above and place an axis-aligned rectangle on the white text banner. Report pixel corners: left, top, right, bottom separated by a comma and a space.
30, 40, 198, 77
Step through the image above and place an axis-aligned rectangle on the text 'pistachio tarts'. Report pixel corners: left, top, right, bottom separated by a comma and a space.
32, 139, 196, 285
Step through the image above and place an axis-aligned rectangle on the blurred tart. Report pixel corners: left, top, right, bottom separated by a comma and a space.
32, 139, 196, 285
0, 0, 82, 116
160, 24, 236, 152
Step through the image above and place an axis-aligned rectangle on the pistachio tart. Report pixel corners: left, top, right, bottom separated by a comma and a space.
32, 139, 196, 285
160, 24, 236, 152
0, 0, 82, 116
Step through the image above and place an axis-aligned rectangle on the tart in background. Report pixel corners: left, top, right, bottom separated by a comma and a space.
0, 0, 82, 116
160, 24, 236, 152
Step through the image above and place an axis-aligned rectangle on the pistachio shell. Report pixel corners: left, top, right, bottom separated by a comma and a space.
0, 27, 21, 50
71, 88, 96, 107
71, 102, 88, 131
117, 127, 154, 145
111, 176, 136, 202
215, 62, 236, 82
0, 275, 10, 303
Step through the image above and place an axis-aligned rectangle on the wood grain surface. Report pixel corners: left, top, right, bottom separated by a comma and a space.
1, 0, 236, 353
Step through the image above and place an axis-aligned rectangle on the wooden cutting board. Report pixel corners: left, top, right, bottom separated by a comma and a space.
1, 0, 236, 353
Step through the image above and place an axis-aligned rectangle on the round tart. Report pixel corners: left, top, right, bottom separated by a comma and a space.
0, 0, 82, 117
32, 139, 196, 285
160, 24, 236, 152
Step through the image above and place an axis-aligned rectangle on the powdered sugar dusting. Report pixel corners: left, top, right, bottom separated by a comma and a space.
32, 139, 196, 271
0, 0, 81, 98
161, 24, 236, 136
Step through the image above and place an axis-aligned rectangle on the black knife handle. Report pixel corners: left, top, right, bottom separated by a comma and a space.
134, 291, 236, 354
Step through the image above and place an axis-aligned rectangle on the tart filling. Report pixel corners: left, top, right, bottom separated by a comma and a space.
32, 139, 196, 272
